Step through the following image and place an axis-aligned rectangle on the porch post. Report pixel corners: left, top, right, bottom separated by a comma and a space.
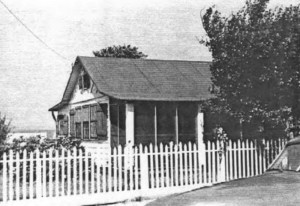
154, 104, 157, 146
126, 103, 134, 146
175, 106, 179, 144
197, 104, 205, 163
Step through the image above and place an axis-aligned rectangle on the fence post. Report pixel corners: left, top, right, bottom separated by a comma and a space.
218, 140, 226, 183
140, 145, 149, 192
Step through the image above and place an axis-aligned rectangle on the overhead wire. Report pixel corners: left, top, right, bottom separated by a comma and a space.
0, 0, 68, 61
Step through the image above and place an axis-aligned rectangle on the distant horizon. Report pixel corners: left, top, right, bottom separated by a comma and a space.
11, 128, 55, 133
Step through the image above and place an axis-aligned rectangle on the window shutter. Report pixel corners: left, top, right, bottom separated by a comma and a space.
75, 107, 81, 122
96, 104, 108, 139
58, 115, 68, 136
56, 121, 59, 135
70, 110, 75, 136
90, 104, 97, 121
82, 106, 89, 121
63, 115, 69, 135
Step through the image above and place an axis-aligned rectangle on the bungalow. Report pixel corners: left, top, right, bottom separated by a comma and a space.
49, 56, 213, 151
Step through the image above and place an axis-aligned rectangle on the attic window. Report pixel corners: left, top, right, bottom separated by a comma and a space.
78, 71, 91, 90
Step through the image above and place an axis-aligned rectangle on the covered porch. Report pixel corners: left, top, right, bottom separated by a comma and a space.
110, 100, 205, 149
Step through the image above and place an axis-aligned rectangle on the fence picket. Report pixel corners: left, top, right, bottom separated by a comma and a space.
225, 141, 229, 181
250, 141, 254, 176
67, 150, 71, 196
193, 143, 197, 184
8, 150, 13, 201
36, 149, 41, 199
149, 144, 154, 188
233, 142, 237, 179
188, 142, 192, 185
228, 140, 233, 180
96, 149, 100, 193
129, 146, 134, 190
134, 147, 139, 190
254, 140, 258, 176
271, 139, 274, 163
113, 147, 117, 191
207, 141, 211, 183
91, 150, 95, 194
211, 142, 216, 183
202, 144, 207, 184
169, 142, 173, 187
55, 150, 59, 197
107, 150, 111, 192
3, 152, 7, 202
216, 140, 220, 182
159, 143, 164, 187
85, 150, 89, 194
79, 149, 83, 195
124, 147, 128, 191
238, 140, 242, 178
118, 145, 122, 191
16, 151, 20, 201
29, 151, 34, 199
179, 143, 183, 186
103, 152, 107, 193
165, 144, 170, 187
61, 149, 65, 196
73, 148, 77, 195
174, 144, 178, 187
245, 140, 249, 178
184, 144, 189, 185
259, 142, 263, 175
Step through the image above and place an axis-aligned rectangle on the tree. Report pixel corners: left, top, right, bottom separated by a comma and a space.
200, 0, 300, 138
0, 113, 11, 144
93, 45, 147, 59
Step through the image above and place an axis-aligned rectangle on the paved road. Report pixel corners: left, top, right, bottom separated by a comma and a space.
146, 171, 300, 206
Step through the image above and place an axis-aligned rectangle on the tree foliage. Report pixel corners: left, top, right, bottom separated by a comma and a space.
201, 0, 300, 137
0, 113, 11, 144
93, 45, 147, 59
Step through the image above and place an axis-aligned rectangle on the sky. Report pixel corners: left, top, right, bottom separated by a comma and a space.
0, 0, 299, 131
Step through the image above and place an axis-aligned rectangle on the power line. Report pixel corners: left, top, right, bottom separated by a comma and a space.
0, 0, 68, 61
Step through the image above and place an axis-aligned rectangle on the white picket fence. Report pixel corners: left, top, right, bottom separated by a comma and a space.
0, 138, 287, 206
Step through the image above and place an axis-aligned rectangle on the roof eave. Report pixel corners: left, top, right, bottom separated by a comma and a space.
48, 101, 68, 111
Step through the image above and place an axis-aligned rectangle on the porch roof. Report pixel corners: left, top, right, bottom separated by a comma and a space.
49, 56, 214, 111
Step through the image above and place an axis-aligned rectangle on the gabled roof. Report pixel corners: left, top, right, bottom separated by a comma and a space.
49, 56, 214, 111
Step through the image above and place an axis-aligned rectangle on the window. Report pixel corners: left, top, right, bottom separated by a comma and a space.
83, 121, 89, 139
75, 122, 81, 138
78, 71, 90, 90
83, 73, 90, 89
69, 104, 108, 140
90, 121, 97, 138
78, 75, 83, 90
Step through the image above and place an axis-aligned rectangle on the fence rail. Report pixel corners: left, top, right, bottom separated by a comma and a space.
0, 138, 287, 205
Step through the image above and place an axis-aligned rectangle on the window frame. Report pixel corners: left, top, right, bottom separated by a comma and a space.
78, 70, 91, 91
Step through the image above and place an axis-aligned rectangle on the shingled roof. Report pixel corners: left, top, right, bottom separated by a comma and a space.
49, 56, 214, 111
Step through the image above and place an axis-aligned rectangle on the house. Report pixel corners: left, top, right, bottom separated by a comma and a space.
49, 56, 213, 151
